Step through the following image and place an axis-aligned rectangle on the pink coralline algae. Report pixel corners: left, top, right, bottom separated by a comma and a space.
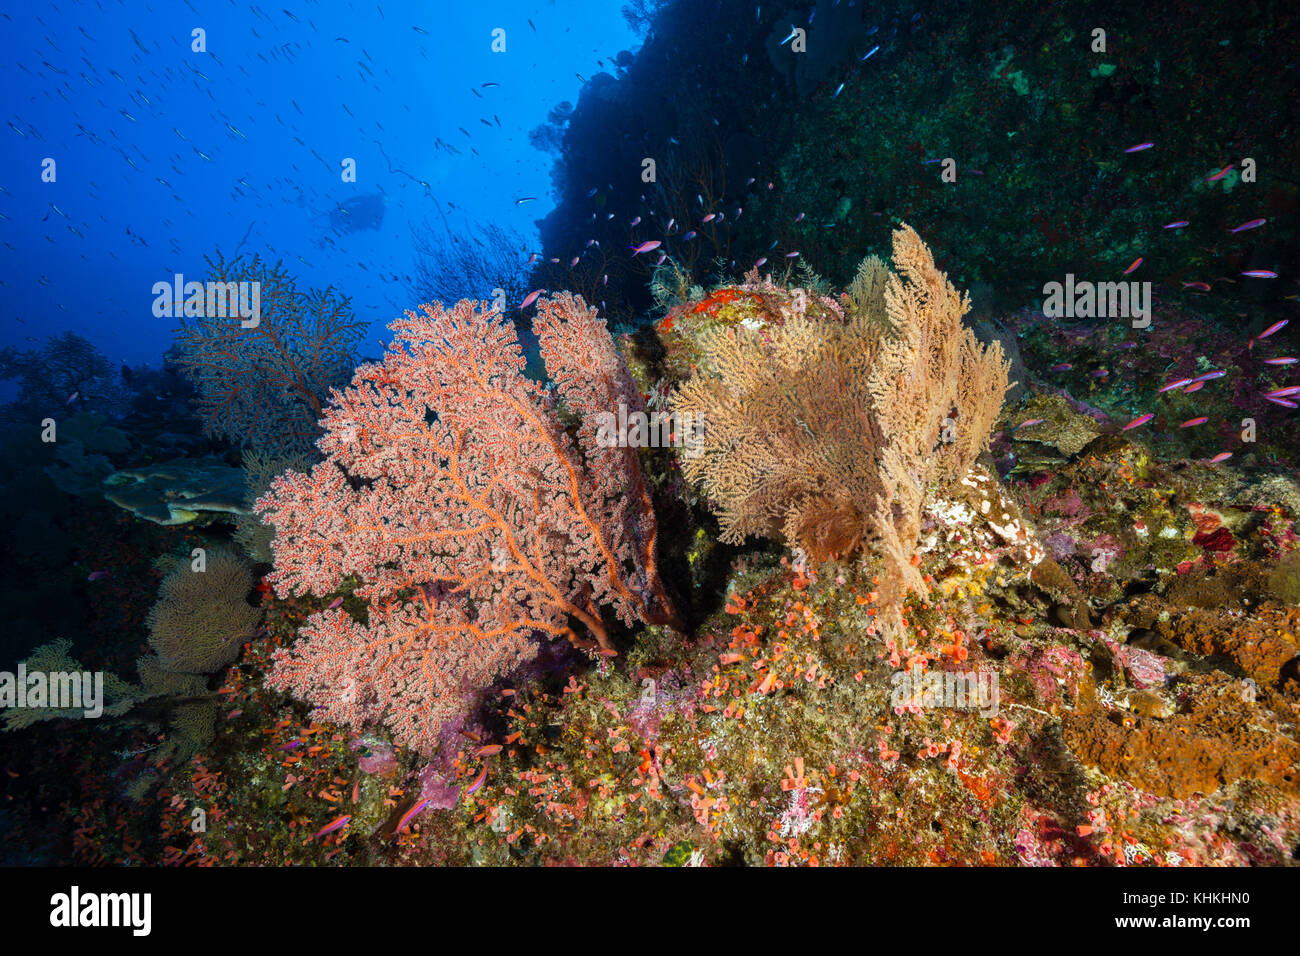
1095, 631, 1171, 690
1043, 532, 1076, 561
1011, 644, 1088, 708
257, 295, 678, 753
416, 761, 461, 811
349, 735, 398, 775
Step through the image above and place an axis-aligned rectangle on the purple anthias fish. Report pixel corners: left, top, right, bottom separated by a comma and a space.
629, 240, 661, 256
313, 815, 351, 839
395, 798, 431, 833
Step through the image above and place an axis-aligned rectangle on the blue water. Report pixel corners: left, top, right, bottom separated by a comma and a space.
0, 0, 636, 373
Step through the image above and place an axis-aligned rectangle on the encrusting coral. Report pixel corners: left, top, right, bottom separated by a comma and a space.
672, 224, 1013, 634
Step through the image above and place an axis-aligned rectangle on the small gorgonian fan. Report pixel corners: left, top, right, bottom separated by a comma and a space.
171, 253, 363, 456
257, 294, 677, 753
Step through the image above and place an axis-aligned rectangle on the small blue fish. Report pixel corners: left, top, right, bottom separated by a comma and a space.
1230, 218, 1266, 233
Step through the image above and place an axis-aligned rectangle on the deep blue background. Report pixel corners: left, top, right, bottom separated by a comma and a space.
0, 0, 637, 375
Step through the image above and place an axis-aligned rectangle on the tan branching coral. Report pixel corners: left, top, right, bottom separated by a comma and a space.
846, 253, 890, 327
673, 224, 1012, 634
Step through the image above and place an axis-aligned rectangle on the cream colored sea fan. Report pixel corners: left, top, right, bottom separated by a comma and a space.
673, 224, 1011, 633
147, 547, 261, 674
